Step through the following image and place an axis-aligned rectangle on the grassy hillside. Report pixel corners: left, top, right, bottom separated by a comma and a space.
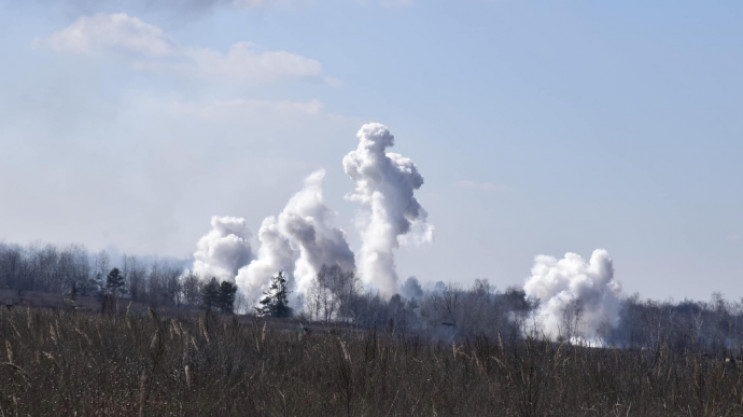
2, 307, 743, 416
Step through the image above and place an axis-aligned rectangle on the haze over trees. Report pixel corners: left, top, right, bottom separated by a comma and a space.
3, 241, 743, 352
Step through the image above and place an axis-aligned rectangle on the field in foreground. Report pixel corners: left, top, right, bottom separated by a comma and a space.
2, 307, 743, 416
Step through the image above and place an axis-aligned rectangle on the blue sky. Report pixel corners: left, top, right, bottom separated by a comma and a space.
1, 0, 741, 301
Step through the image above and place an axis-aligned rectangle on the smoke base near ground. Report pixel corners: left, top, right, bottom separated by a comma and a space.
523, 249, 622, 344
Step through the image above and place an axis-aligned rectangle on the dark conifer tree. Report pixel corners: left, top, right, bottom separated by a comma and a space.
201, 277, 221, 311
218, 281, 238, 314
105, 267, 126, 296
256, 272, 292, 318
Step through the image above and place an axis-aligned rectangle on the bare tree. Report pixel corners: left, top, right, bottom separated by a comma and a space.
125, 256, 147, 302
309, 265, 358, 321
181, 272, 201, 306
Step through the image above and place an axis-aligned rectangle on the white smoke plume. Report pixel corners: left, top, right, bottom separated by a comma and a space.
186, 124, 430, 308
235, 169, 355, 304
191, 216, 253, 282
235, 216, 297, 302
277, 169, 355, 296
523, 249, 621, 344
343, 123, 433, 298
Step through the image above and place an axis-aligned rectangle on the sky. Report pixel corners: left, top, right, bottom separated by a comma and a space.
0, 0, 741, 301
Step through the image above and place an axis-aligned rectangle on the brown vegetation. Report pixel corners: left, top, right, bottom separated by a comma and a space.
2, 307, 743, 416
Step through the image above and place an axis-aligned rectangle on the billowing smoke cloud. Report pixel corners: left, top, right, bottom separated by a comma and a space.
277, 170, 355, 296
191, 216, 253, 282
186, 124, 430, 308
235, 216, 297, 302
343, 123, 433, 298
235, 169, 354, 304
523, 249, 621, 344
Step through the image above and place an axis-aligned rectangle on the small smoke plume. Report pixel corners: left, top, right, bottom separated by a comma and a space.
343, 123, 433, 298
191, 216, 253, 282
400, 276, 423, 299
523, 249, 621, 344
235, 169, 354, 304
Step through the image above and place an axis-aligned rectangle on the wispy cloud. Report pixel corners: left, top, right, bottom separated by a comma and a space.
44, 13, 329, 85
457, 180, 505, 192
46, 13, 178, 57
166, 98, 327, 119
35, 0, 409, 14
354, 0, 414, 7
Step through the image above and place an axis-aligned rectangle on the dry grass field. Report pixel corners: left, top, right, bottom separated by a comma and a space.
2, 306, 743, 416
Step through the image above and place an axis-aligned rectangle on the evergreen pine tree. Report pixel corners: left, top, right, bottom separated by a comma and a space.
256, 272, 292, 318
201, 277, 221, 311
218, 281, 238, 314
106, 267, 126, 296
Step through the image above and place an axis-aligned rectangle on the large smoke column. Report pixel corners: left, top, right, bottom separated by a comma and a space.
523, 249, 622, 344
235, 216, 297, 302
191, 216, 253, 282
343, 123, 433, 298
277, 169, 355, 296
188, 123, 427, 305
235, 169, 355, 304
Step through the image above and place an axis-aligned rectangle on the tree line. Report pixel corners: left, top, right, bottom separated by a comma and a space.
0, 242, 242, 313
2, 241, 743, 352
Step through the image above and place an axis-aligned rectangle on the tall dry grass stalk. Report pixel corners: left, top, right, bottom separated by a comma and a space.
1, 307, 743, 416
138, 370, 147, 417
